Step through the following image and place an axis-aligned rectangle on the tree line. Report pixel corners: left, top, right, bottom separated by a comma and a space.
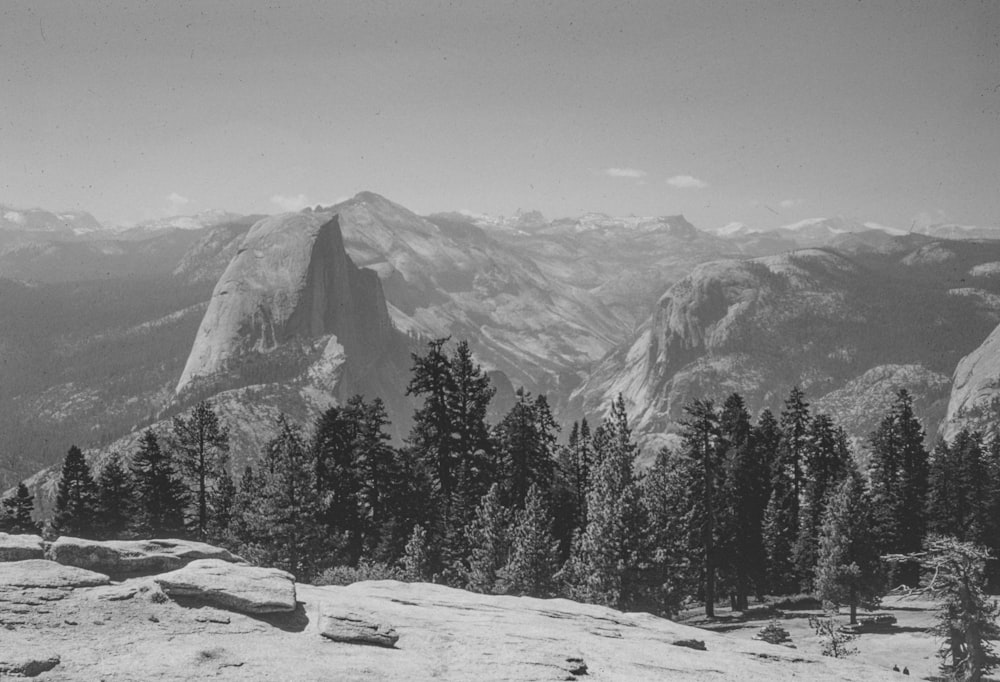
3, 338, 1000, 676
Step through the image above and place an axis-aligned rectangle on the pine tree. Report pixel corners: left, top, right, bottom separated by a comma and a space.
794, 414, 851, 590
764, 387, 811, 593
230, 465, 265, 558
749, 409, 781, 596
406, 337, 457, 501
1, 483, 37, 534
499, 483, 560, 597
344, 396, 401, 559
52, 445, 99, 538
562, 396, 644, 609
928, 429, 992, 545
780, 387, 811, 507
926, 538, 999, 682
814, 468, 884, 624
130, 430, 187, 537
250, 415, 325, 578
406, 338, 496, 568
886, 537, 1000, 682
206, 467, 236, 546
448, 340, 495, 491
560, 418, 593, 529
463, 483, 511, 593
95, 454, 134, 540
719, 394, 770, 611
677, 398, 723, 616
312, 402, 363, 564
495, 388, 559, 508
867, 390, 929, 586
641, 447, 696, 617
170, 401, 230, 541
402, 524, 431, 581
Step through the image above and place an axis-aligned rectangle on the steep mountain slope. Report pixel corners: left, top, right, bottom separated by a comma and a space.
0, 275, 212, 487
447, 211, 765, 329
574, 238, 1000, 455
946, 317, 1000, 438
327, 193, 622, 399
176, 212, 398, 397
24, 212, 416, 506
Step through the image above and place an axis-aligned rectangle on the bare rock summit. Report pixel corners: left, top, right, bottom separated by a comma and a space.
176, 212, 393, 395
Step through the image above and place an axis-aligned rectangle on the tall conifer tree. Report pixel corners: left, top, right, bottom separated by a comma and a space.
52, 445, 99, 538
719, 393, 769, 610
868, 389, 929, 585
677, 398, 723, 616
95, 454, 133, 540
794, 414, 851, 589
500, 483, 560, 597
249, 415, 324, 578
0, 483, 37, 534
130, 430, 187, 537
562, 396, 644, 609
170, 401, 230, 541
815, 467, 884, 624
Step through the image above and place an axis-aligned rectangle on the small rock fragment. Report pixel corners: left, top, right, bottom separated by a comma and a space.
671, 639, 707, 651
566, 656, 588, 675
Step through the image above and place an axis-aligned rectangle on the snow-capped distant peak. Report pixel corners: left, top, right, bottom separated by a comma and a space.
863, 221, 908, 236
716, 221, 759, 237
123, 209, 243, 233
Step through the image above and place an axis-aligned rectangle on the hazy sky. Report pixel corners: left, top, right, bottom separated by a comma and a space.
1, 1, 998, 229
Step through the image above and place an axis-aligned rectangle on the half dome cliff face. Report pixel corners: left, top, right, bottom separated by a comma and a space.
175, 213, 392, 395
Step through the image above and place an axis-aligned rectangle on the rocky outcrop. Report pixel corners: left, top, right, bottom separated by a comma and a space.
154, 559, 297, 614
320, 609, 399, 647
572, 244, 1000, 453
0, 653, 61, 678
0, 536, 922, 680
945, 321, 1000, 437
47, 537, 243, 577
0, 559, 109, 588
0, 533, 45, 561
176, 212, 393, 395
329, 193, 621, 402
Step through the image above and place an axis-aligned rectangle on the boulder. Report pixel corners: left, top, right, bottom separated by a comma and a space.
154, 559, 296, 613
47, 537, 243, 576
0, 560, 109, 588
320, 610, 399, 648
0, 533, 45, 562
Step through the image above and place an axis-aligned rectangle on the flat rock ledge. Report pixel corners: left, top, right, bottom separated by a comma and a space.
0, 653, 60, 678
0, 533, 46, 562
320, 610, 399, 648
0, 560, 110, 589
154, 559, 296, 614
47, 537, 244, 577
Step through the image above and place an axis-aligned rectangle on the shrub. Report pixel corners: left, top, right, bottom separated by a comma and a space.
312, 561, 406, 586
755, 619, 793, 645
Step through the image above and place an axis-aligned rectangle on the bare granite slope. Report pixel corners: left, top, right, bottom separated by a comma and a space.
1, 537, 902, 680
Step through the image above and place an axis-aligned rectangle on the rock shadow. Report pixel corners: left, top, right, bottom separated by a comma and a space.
252, 602, 310, 632
171, 597, 310, 633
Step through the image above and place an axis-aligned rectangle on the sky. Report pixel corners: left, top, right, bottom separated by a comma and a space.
1, 0, 998, 230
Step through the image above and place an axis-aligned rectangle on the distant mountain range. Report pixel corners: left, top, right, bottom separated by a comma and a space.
5, 193, 1000, 504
